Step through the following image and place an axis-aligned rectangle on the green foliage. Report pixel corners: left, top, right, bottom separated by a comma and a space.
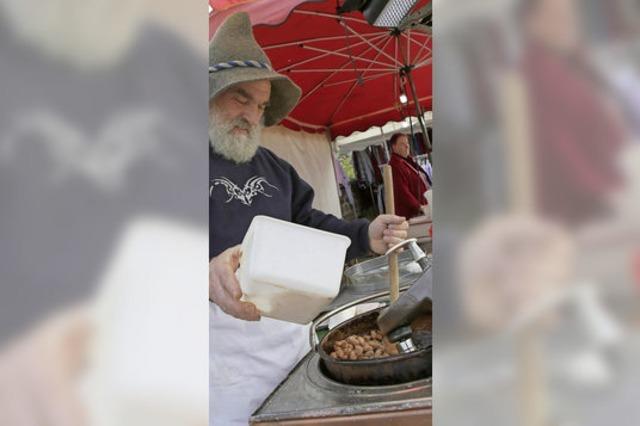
338, 154, 356, 181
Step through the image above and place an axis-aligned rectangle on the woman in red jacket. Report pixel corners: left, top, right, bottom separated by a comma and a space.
388, 133, 430, 219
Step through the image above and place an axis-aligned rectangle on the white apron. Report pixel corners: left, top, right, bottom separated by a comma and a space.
209, 303, 310, 426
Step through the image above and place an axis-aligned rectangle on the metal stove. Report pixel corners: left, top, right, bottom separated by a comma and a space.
250, 351, 431, 425
251, 245, 432, 425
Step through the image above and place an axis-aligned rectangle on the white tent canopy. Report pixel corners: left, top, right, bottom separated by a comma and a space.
261, 125, 342, 218
334, 112, 432, 155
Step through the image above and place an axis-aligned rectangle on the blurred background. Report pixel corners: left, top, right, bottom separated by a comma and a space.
0, 0, 208, 424
434, 0, 640, 425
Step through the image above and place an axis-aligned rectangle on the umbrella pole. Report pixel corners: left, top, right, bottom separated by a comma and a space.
405, 68, 431, 151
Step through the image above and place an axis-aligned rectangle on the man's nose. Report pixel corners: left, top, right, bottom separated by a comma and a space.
242, 104, 263, 127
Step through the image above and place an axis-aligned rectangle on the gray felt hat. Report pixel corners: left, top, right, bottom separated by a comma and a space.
209, 12, 301, 127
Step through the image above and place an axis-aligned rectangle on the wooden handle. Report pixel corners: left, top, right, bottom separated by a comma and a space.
501, 72, 546, 426
382, 165, 400, 302
383, 165, 395, 215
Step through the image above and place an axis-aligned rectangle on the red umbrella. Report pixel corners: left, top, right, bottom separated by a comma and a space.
209, 0, 315, 33
210, 0, 432, 139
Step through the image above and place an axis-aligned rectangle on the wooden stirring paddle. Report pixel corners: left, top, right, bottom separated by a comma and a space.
382, 165, 400, 303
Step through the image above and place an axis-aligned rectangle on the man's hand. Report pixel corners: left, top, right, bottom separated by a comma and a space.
209, 245, 261, 321
368, 214, 409, 255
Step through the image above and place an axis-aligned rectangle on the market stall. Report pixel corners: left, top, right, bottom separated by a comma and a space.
209, 1, 433, 424
333, 113, 433, 242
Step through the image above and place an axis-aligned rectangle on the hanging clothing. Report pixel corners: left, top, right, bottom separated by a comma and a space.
410, 132, 428, 156
333, 155, 355, 209
368, 149, 383, 183
352, 150, 376, 184
420, 157, 433, 186
376, 184, 385, 215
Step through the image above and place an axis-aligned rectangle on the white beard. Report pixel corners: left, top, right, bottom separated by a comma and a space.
208, 109, 262, 164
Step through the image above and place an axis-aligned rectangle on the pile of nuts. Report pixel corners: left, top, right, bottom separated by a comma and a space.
329, 329, 399, 361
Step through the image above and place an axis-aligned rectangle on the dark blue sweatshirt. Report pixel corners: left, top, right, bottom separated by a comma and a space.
209, 146, 371, 260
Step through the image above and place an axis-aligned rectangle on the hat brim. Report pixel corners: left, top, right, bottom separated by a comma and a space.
210, 67, 301, 127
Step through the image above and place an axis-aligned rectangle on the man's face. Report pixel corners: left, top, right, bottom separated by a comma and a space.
209, 80, 271, 163
392, 136, 411, 158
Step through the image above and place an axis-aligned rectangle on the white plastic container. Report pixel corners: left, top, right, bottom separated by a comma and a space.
238, 215, 351, 324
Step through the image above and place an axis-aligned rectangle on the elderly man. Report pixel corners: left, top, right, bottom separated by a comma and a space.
388, 133, 430, 219
208, 12, 408, 425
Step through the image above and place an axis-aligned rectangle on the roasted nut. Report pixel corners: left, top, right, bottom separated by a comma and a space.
331, 329, 400, 361
381, 338, 398, 355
